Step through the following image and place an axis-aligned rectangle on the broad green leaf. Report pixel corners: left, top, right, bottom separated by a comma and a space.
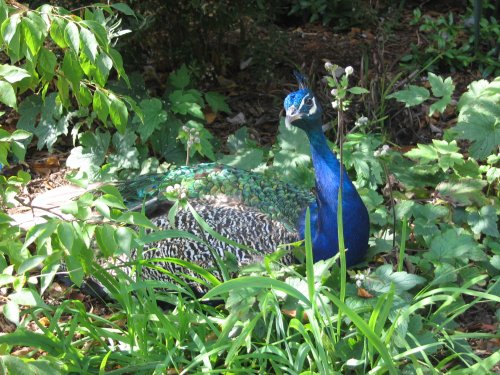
93, 89, 110, 123
62, 51, 83, 89
95, 225, 118, 257
80, 26, 98, 62
21, 14, 44, 55
108, 47, 128, 84
219, 148, 264, 170
63, 21, 79, 55
49, 17, 67, 48
436, 178, 487, 206
3, 301, 19, 325
367, 264, 425, 293
134, 98, 167, 142
387, 85, 430, 107
425, 228, 479, 263
429, 96, 451, 116
76, 84, 92, 107
428, 72, 455, 98
205, 91, 230, 113
169, 64, 190, 89
0, 81, 16, 108
109, 95, 128, 133
108, 129, 139, 170
1, 13, 20, 45
467, 206, 499, 238
80, 21, 108, 48
0, 64, 30, 83
348, 86, 369, 94
38, 47, 57, 81
33, 93, 69, 151
9, 288, 46, 307
116, 212, 156, 228
18, 255, 45, 274
454, 97, 499, 160
95, 52, 112, 85
110, 3, 136, 16
169, 90, 204, 118
66, 130, 111, 178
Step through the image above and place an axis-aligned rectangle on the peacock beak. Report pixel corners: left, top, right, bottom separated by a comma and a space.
285, 105, 302, 130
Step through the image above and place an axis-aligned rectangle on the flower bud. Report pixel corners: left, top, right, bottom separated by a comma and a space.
345, 66, 354, 76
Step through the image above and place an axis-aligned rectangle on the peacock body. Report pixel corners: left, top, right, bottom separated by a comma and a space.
107, 78, 370, 293
13, 76, 370, 295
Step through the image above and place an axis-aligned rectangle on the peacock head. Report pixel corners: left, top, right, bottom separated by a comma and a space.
284, 73, 323, 131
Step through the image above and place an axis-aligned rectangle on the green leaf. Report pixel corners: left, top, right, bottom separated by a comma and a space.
49, 17, 67, 48
108, 47, 128, 85
1, 13, 20, 44
205, 91, 230, 113
387, 85, 430, 107
219, 148, 264, 170
79, 26, 98, 62
64, 21, 80, 55
169, 64, 190, 89
109, 95, 128, 133
425, 228, 479, 263
0, 64, 30, 83
110, 3, 136, 16
62, 51, 84, 90
169, 90, 204, 118
454, 97, 500, 160
17, 95, 42, 132
436, 178, 487, 206
429, 96, 452, 116
3, 301, 19, 325
116, 212, 156, 228
467, 206, 499, 238
18, 255, 46, 274
93, 89, 110, 123
38, 47, 57, 81
134, 98, 168, 142
428, 73, 455, 98
33, 93, 68, 151
95, 52, 112, 86
81, 20, 108, 49
0, 81, 16, 108
348, 87, 369, 94
95, 225, 118, 257
366, 264, 425, 293
66, 130, 111, 178
9, 288, 46, 307
108, 129, 139, 170
21, 14, 44, 55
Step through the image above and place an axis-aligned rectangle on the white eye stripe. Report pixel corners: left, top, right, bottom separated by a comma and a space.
298, 94, 317, 114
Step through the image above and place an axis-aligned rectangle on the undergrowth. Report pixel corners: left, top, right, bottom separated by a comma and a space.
0, 1, 498, 374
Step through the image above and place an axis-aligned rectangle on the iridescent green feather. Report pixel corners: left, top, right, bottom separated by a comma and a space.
117, 163, 315, 228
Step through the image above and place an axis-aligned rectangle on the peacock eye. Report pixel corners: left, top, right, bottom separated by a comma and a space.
304, 97, 313, 106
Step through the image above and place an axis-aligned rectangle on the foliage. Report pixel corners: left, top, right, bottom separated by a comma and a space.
288, 0, 376, 29
402, 4, 500, 75
0, 1, 498, 373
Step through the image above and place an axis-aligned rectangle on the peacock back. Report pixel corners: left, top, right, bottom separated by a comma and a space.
117, 163, 315, 230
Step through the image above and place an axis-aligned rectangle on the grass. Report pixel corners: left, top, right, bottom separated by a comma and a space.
0, 208, 498, 374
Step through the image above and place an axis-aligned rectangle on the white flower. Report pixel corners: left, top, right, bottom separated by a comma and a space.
345, 66, 354, 76
355, 116, 369, 127
374, 144, 390, 157
330, 88, 338, 97
356, 280, 363, 288
331, 100, 339, 109
325, 61, 334, 71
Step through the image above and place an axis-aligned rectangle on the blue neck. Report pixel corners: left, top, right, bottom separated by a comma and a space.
301, 127, 369, 265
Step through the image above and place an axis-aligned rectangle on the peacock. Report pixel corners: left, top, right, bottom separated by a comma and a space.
12, 75, 370, 295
